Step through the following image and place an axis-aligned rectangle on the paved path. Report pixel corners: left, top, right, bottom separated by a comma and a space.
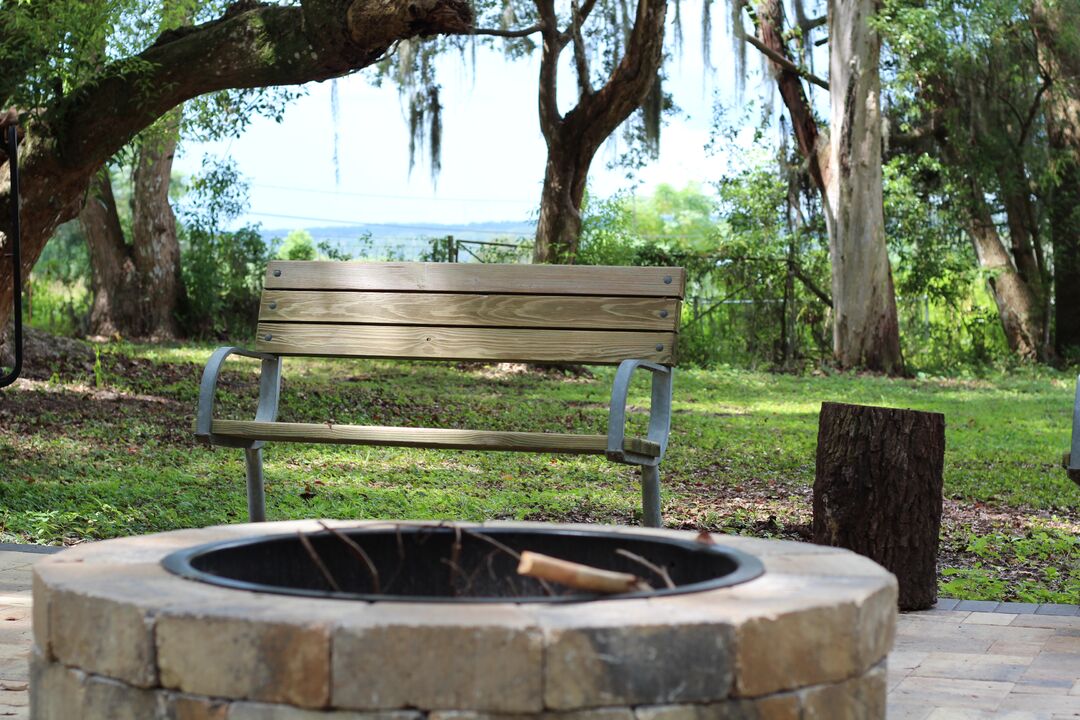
0, 550, 36, 719
889, 603, 1080, 719
0, 548, 1077, 719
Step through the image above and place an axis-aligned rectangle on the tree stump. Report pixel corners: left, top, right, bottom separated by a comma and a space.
813, 402, 945, 610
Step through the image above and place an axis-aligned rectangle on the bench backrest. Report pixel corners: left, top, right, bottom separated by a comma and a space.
255, 261, 685, 365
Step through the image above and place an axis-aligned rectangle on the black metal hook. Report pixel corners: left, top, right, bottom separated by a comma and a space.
0, 124, 22, 388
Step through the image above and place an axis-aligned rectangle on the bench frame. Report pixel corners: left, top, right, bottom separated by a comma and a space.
195, 348, 674, 527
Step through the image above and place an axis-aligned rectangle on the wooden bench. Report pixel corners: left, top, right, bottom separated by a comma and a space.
195, 261, 686, 527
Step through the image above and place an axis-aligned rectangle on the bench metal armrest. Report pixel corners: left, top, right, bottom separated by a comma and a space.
195, 347, 282, 448
607, 359, 673, 466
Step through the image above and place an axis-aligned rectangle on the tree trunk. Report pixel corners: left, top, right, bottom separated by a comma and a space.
825, 0, 904, 374
923, 88, 1051, 360
78, 170, 142, 337
814, 402, 945, 611
1032, 0, 1080, 358
131, 110, 183, 339
0, 0, 474, 332
753, 0, 903, 374
77, 118, 185, 340
1048, 159, 1080, 358
531, 0, 667, 263
995, 163, 1046, 300
958, 173, 1047, 360
534, 141, 589, 263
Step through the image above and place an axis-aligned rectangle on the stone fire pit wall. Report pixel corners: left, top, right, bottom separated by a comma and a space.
30, 521, 897, 720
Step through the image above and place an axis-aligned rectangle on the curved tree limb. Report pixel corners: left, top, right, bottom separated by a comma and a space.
558, 0, 600, 43
569, 0, 593, 98
751, 0, 828, 191
536, 0, 564, 139
472, 24, 542, 38
0, 0, 474, 329
573, 0, 666, 150
53, 0, 472, 172
743, 34, 829, 90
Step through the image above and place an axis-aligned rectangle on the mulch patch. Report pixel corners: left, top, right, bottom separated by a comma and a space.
664, 478, 1079, 602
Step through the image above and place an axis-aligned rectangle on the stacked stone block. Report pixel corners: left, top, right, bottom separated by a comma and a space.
30, 521, 897, 720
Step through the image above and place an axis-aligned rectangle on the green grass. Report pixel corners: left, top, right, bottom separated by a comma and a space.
0, 343, 1076, 602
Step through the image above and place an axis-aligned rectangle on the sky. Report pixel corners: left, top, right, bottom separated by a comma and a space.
173, 5, 782, 234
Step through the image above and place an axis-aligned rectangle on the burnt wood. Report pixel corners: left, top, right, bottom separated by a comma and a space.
813, 402, 945, 610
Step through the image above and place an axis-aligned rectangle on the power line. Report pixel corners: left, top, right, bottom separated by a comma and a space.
246, 210, 535, 236
249, 182, 536, 205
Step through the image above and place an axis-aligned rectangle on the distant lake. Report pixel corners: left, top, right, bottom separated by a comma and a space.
260, 221, 536, 262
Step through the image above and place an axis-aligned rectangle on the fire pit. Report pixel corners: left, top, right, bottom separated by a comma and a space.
30, 521, 896, 719
162, 525, 764, 602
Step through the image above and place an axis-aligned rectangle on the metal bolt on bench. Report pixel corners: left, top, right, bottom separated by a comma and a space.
195, 261, 686, 527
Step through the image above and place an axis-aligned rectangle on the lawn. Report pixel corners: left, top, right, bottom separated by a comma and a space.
0, 341, 1076, 603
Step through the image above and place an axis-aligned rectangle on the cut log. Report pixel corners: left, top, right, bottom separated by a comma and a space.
813, 402, 945, 610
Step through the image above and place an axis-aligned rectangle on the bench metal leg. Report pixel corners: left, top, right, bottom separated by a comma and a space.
245, 448, 266, 522
640, 464, 662, 528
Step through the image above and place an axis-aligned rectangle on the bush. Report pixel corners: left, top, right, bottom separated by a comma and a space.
278, 230, 317, 261
179, 224, 271, 339
25, 220, 91, 336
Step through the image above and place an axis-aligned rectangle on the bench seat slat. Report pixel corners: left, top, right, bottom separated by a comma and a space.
208, 419, 661, 456
264, 261, 686, 298
255, 323, 676, 364
260, 291, 680, 331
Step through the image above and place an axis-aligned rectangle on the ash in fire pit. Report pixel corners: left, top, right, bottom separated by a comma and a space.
162, 524, 763, 602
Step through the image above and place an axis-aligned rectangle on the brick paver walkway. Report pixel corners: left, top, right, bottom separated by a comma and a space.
0, 549, 36, 719
889, 603, 1080, 719
1, 547, 1077, 719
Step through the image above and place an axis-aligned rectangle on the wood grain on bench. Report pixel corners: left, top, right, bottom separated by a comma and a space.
254, 323, 676, 364
259, 291, 679, 331
263, 261, 686, 297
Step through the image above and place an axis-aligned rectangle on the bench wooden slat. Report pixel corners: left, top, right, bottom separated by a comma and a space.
208, 419, 662, 456
260, 291, 680, 331
264, 261, 686, 298
255, 323, 676, 364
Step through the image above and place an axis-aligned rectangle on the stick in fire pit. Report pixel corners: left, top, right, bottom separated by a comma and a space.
517, 550, 653, 594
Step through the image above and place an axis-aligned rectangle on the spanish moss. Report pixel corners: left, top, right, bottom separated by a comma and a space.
702, 0, 713, 72
791, 0, 818, 98
408, 90, 423, 176
643, 72, 663, 158
673, 0, 684, 57
728, 0, 748, 99
428, 85, 442, 184
500, 0, 517, 30
618, 0, 633, 45
398, 39, 416, 81
401, 43, 444, 183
